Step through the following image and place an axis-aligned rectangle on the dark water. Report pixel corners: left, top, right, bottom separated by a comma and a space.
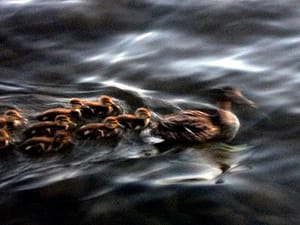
1, 0, 300, 224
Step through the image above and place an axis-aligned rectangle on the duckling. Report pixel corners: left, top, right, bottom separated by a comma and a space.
141, 87, 254, 145
75, 116, 123, 140
23, 114, 75, 139
68, 98, 97, 118
35, 107, 82, 122
115, 107, 151, 130
0, 109, 24, 130
18, 131, 72, 154
82, 95, 122, 118
0, 129, 10, 150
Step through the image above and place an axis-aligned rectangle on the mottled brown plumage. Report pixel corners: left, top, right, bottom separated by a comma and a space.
141, 87, 254, 144
149, 110, 221, 143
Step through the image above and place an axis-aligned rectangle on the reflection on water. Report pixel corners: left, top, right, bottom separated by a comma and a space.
1, 0, 300, 224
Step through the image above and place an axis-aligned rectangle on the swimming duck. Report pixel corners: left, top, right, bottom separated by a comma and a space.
141, 87, 254, 144
69, 98, 96, 119
0, 129, 10, 150
35, 107, 82, 122
82, 95, 122, 118
23, 114, 74, 139
0, 109, 24, 130
75, 116, 123, 140
115, 107, 151, 130
68, 98, 98, 119
18, 131, 72, 154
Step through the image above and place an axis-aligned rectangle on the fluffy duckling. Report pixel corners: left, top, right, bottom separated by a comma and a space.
0, 109, 24, 130
23, 115, 74, 139
141, 87, 254, 145
35, 107, 82, 122
18, 131, 72, 154
82, 95, 122, 118
0, 129, 10, 150
75, 116, 123, 140
68, 98, 98, 118
115, 107, 151, 130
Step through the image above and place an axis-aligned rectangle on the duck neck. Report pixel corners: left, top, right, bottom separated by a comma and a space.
216, 101, 240, 142
216, 101, 232, 111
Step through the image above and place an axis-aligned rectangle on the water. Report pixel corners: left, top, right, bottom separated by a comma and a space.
1, 0, 300, 224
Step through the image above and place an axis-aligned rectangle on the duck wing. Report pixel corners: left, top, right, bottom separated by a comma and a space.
35, 108, 70, 121
76, 123, 105, 139
18, 137, 52, 154
153, 110, 221, 143
23, 121, 56, 138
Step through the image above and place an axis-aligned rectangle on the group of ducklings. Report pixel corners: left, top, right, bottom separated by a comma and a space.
0, 95, 151, 154
0, 87, 255, 155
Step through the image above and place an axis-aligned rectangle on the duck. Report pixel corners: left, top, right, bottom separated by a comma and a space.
75, 116, 123, 140
68, 98, 98, 119
0, 129, 10, 150
141, 87, 254, 145
18, 131, 73, 154
0, 109, 24, 130
81, 95, 122, 118
22, 114, 75, 139
34, 107, 82, 122
114, 107, 151, 130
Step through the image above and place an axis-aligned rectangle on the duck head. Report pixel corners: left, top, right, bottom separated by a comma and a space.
4, 109, 24, 127
103, 116, 121, 129
99, 95, 113, 107
52, 131, 72, 151
54, 114, 75, 128
135, 107, 151, 128
69, 98, 83, 109
210, 87, 255, 110
135, 107, 151, 119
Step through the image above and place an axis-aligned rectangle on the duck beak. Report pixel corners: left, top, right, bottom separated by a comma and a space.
248, 100, 256, 108
233, 94, 256, 108
241, 96, 256, 108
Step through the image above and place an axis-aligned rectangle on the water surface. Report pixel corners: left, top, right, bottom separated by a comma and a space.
1, 0, 300, 224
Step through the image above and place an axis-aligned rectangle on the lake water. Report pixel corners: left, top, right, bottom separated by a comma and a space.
1, 0, 300, 224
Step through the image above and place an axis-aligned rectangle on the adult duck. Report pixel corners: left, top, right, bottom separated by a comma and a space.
141, 87, 254, 144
